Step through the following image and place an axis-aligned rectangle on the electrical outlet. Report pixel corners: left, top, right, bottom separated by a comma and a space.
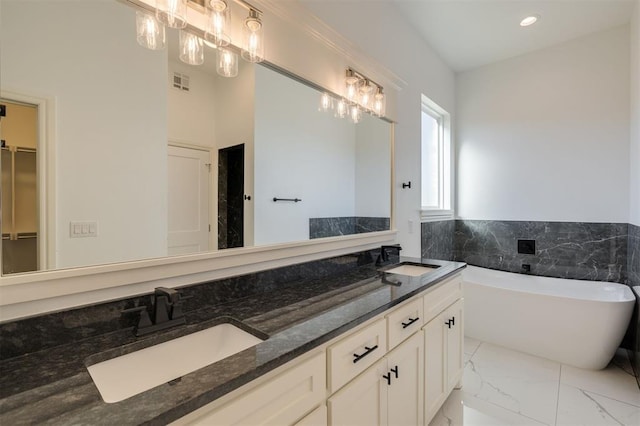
408, 220, 414, 234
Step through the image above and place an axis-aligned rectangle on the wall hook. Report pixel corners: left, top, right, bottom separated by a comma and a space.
402, 181, 411, 189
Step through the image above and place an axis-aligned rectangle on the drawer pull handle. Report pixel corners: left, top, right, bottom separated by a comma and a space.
353, 345, 378, 364
391, 365, 399, 378
383, 372, 392, 385
445, 316, 455, 329
401, 317, 419, 329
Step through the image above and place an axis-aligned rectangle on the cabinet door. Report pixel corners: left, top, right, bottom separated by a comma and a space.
423, 313, 446, 425
386, 332, 424, 426
295, 405, 327, 426
446, 299, 464, 392
174, 352, 325, 426
328, 358, 388, 426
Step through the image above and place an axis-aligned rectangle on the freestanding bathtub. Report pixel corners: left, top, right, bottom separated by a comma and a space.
463, 265, 635, 370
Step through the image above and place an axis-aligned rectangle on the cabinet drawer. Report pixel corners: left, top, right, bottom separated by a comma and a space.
175, 352, 326, 425
327, 318, 387, 393
386, 298, 423, 350
423, 275, 462, 323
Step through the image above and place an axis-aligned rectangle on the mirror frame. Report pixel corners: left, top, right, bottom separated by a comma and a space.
0, 0, 399, 321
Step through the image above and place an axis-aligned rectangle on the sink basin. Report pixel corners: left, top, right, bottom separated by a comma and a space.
385, 263, 439, 277
87, 323, 264, 403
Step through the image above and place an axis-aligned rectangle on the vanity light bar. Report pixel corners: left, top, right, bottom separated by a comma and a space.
319, 67, 386, 122
133, 0, 266, 72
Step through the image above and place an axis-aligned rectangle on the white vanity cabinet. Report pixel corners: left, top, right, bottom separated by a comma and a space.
173, 271, 464, 426
423, 276, 464, 424
327, 331, 424, 426
172, 351, 326, 426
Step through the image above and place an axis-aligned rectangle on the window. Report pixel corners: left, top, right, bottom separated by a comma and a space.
421, 95, 453, 220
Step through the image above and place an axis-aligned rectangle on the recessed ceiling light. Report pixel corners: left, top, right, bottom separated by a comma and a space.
520, 15, 540, 27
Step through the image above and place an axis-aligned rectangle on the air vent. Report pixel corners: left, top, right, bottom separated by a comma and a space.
172, 72, 190, 92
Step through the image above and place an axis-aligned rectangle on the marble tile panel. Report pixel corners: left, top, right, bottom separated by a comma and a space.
354, 216, 390, 234
560, 363, 640, 407
309, 217, 389, 239
421, 220, 455, 260
454, 220, 628, 283
0, 249, 381, 360
429, 390, 548, 426
309, 217, 357, 239
556, 384, 640, 426
463, 342, 560, 425
628, 224, 640, 286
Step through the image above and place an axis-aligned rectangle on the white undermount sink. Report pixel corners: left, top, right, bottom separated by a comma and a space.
385, 264, 438, 277
87, 323, 264, 403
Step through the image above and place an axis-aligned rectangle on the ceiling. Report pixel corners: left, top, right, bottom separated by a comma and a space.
391, 0, 636, 72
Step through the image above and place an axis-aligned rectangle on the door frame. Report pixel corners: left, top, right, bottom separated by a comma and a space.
1, 90, 55, 272
167, 141, 215, 251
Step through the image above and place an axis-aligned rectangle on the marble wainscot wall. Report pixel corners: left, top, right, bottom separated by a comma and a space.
453, 220, 629, 283
0, 249, 379, 361
628, 224, 640, 286
421, 220, 455, 260
309, 217, 390, 239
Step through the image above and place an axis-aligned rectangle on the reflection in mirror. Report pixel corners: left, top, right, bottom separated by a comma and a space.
0, 0, 392, 276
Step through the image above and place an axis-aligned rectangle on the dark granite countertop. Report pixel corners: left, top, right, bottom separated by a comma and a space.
0, 257, 465, 425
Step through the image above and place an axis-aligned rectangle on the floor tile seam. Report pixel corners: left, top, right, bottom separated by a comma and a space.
558, 381, 640, 409
464, 341, 481, 358
459, 389, 553, 426
554, 364, 562, 426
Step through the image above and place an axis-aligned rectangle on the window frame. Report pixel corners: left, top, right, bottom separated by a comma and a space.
420, 95, 454, 222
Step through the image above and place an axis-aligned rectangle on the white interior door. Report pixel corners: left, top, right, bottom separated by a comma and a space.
168, 145, 210, 255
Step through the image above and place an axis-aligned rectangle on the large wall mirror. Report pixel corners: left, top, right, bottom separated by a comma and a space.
0, 0, 392, 277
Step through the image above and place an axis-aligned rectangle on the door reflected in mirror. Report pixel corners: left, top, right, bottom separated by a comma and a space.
0, 0, 392, 276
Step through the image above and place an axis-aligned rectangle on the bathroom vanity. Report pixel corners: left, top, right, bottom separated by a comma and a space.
0, 255, 465, 425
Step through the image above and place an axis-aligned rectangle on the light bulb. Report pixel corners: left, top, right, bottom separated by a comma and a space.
136, 11, 165, 50
335, 99, 347, 118
155, 0, 187, 29
179, 30, 204, 66
345, 70, 360, 103
350, 105, 361, 124
373, 88, 385, 117
205, 1, 230, 47
319, 93, 333, 112
216, 47, 238, 77
359, 80, 373, 109
241, 9, 264, 63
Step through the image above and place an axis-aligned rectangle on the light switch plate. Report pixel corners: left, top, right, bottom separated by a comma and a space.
70, 221, 98, 238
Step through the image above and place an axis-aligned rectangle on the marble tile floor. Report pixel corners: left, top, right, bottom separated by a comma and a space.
430, 337, 640, 426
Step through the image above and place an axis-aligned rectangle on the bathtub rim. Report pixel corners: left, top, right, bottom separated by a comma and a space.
462, 265, 635, 303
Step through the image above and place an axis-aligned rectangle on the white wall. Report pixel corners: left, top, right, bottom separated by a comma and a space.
254, 66, 356, 245
300, 1, 456, 257
168, 59, 216, 148
355, 115, 392, 218
456, 26, 631, 223
631, 1, 640, 227
1, 1, 168, 269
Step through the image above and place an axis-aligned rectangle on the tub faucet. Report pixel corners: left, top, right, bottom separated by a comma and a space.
521, 264, 531, 274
